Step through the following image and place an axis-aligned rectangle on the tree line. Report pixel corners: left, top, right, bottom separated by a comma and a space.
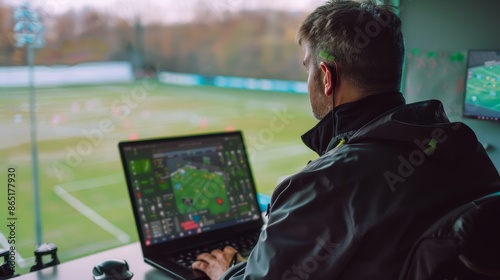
0, 3, 309, 81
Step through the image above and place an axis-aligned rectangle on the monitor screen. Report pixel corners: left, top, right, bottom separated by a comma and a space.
463, 50, 500, 122
119, 132, 262, 247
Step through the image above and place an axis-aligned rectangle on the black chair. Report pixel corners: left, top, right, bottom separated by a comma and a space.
398, 191, 500, 280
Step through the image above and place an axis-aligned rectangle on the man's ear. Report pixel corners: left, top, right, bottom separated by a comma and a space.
320, 61, 334, 97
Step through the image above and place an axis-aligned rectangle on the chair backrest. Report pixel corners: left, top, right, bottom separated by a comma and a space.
398, 191, 500, 280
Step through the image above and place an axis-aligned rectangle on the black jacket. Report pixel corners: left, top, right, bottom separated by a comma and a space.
222, 93, 500, 279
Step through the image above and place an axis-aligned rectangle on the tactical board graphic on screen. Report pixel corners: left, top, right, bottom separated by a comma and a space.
168, 154, 230, 215
122, 133, 261, 246
464, 50, 500, 122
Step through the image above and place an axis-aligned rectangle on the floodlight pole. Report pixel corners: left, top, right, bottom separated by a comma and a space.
27, 42, 42, 246
15, 2, 44, 247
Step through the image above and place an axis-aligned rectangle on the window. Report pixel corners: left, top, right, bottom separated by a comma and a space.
0, 0, 327, 275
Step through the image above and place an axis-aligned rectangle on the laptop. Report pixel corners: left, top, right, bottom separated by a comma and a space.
118, 131, 264, 279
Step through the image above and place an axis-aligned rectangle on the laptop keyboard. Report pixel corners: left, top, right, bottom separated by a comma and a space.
168, 231, 261, 269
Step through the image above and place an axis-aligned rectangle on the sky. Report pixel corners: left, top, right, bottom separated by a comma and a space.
5, 0, 324, 24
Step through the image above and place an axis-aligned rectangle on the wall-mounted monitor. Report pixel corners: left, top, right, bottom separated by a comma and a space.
463, 50, 500, 122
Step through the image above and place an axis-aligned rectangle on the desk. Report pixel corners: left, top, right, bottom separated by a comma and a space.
14, 209, 269, 280
15, 242, 176, 280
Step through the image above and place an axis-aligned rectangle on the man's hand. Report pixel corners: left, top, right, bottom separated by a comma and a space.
192, 246, 245, 280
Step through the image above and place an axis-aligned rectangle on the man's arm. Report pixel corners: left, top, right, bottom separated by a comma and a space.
192, 246, 245, 279
218, 166, 357, 279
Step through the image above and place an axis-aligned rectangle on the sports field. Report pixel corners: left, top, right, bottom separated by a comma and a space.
172, 165, 229, 215
0, 80, 317, 275
465, 64, 500, 117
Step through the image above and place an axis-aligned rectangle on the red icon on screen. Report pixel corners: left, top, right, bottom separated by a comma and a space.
216, 197, 223, 205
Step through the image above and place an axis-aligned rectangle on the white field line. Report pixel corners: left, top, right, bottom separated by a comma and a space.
0, 231, 30, 268
53, 174, 130, 244
60, 174, 123, 192
478, 68, 500, 79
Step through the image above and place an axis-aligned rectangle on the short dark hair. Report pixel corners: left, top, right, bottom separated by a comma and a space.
297, 0, 405, 91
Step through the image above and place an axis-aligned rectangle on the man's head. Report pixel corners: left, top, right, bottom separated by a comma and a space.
298, 0, 405, 119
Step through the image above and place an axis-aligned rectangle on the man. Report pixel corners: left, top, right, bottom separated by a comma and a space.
192, 0, 500, 279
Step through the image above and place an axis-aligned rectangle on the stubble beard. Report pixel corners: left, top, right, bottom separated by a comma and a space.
311, 72, 330, 120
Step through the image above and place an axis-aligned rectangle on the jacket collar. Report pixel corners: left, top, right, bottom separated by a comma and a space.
301, 91, 406, 156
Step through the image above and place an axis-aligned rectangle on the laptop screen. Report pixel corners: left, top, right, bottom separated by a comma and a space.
119, 131, 262, 247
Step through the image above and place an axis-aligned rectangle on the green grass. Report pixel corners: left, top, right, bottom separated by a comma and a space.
0, 81, 317, 275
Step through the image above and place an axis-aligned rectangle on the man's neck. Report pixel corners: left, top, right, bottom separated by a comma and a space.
334, 84, 400, 108
302, 91, 405, 156
333, 91, 405, 136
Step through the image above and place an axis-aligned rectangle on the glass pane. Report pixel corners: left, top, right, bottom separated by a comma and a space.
0, 0, 340, 275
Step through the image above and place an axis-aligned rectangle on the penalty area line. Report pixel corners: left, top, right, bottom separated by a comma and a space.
53, 185, 130, 244
58, 174, 123, 193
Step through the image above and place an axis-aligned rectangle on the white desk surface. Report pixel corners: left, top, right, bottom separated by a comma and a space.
13, 213, 268, 280
15, 242, 176, 280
